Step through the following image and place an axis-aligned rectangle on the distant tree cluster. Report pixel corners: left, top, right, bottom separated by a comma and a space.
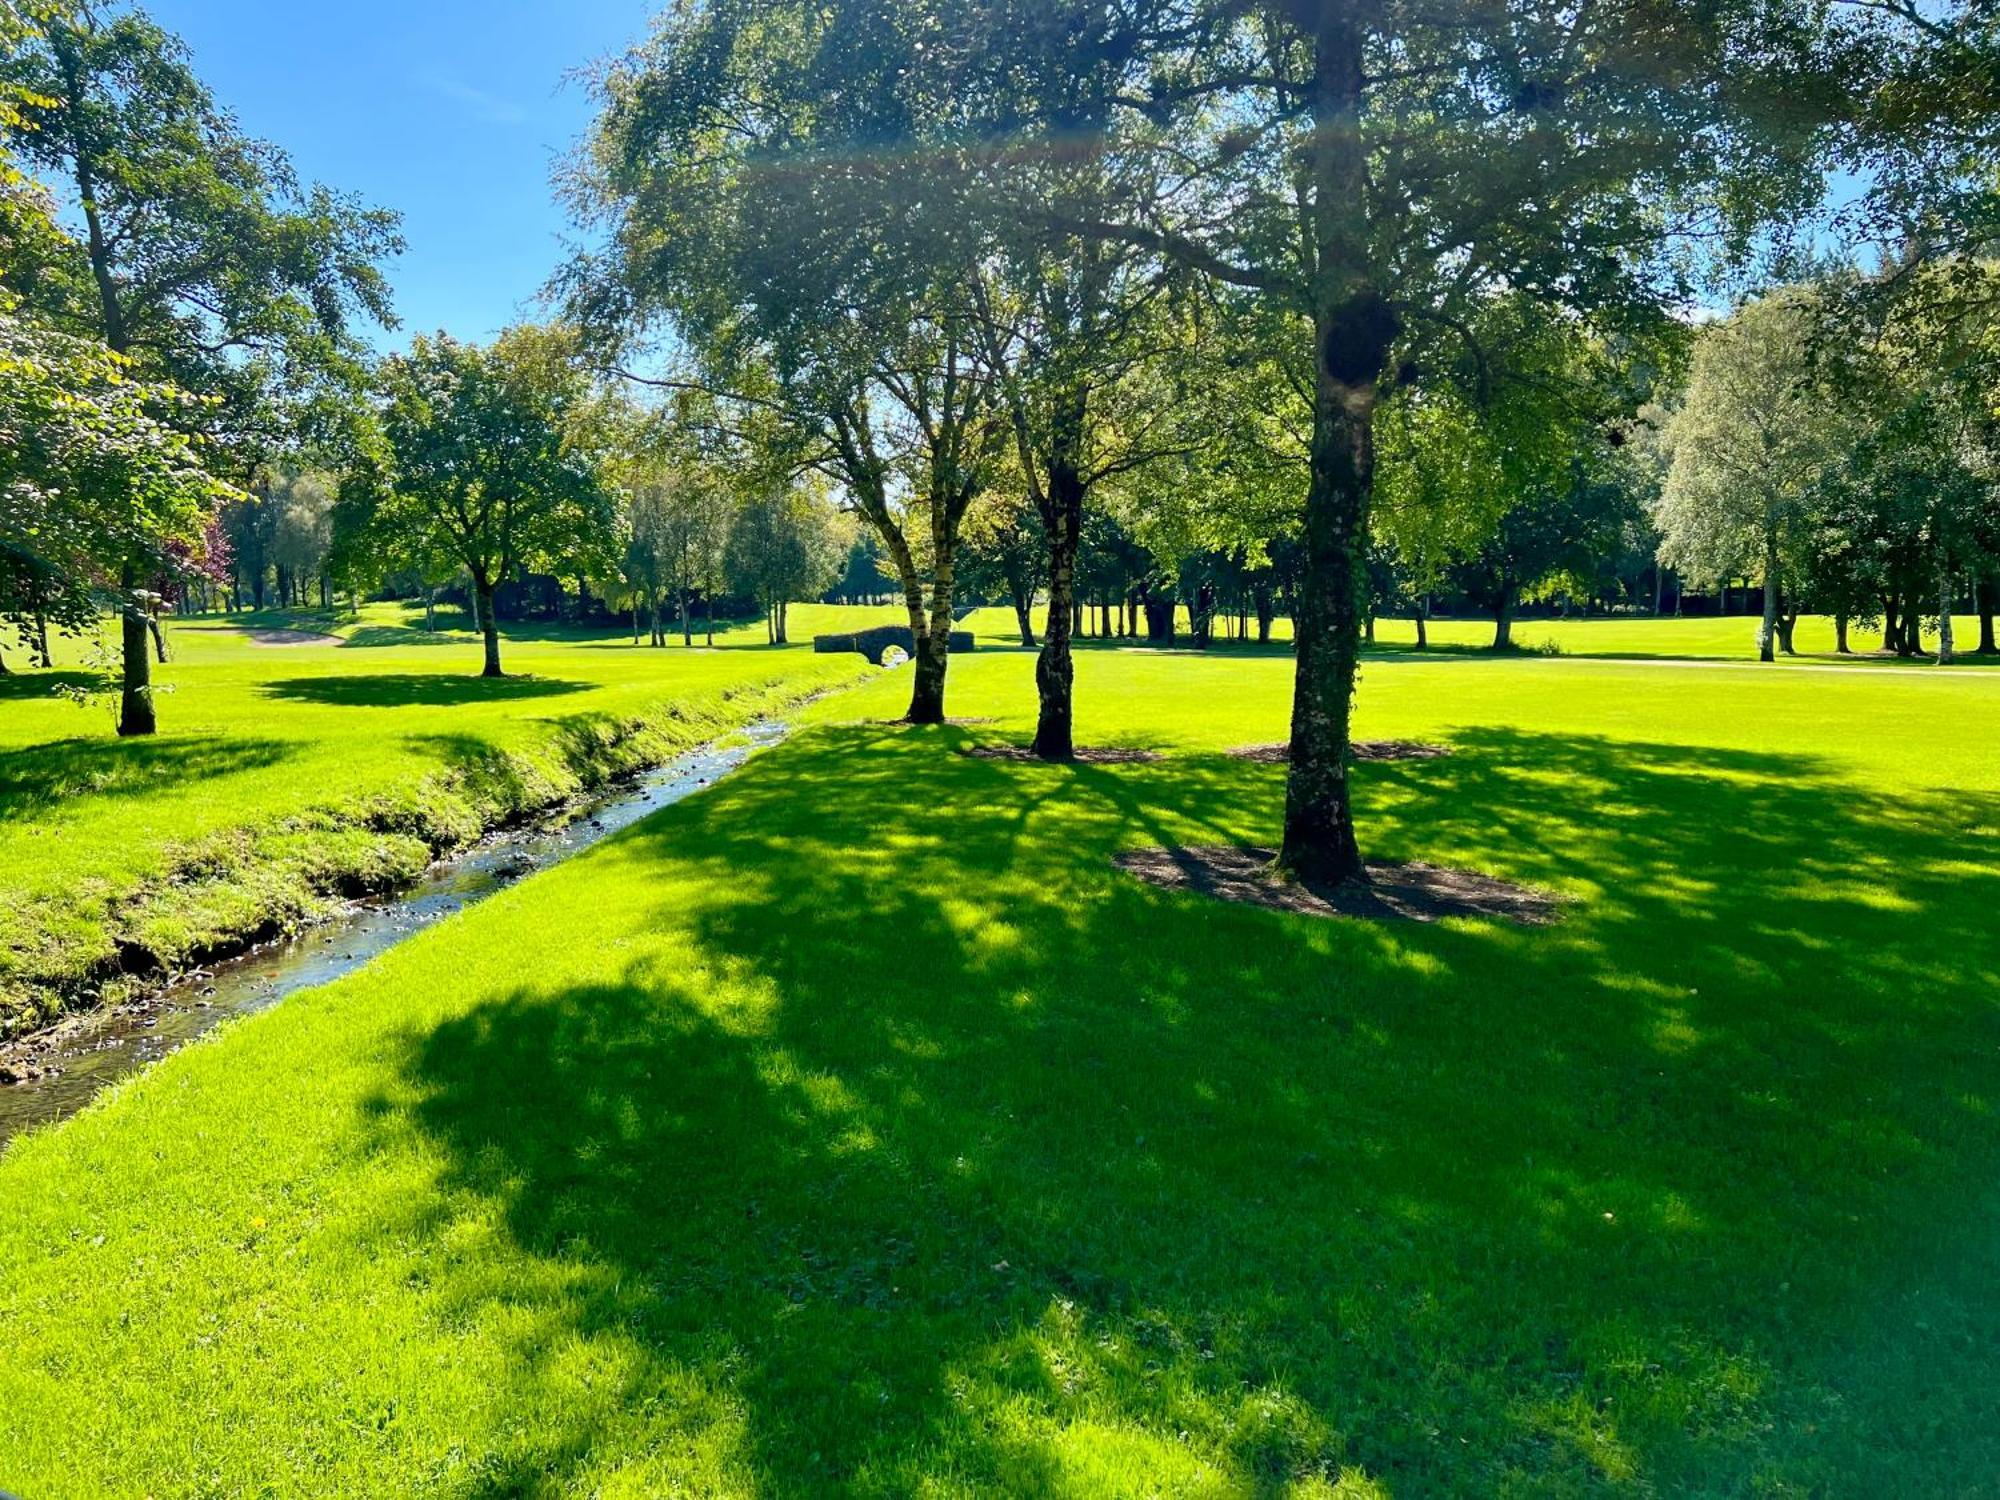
1656, 277, 2000, 665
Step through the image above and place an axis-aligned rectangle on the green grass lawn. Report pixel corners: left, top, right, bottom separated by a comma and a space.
1365, 610, 2000, 662
0, 604, 873, 1029
4, 640, 1998, 1495
971, 601, 2000, 665
549, 593, 1993, 668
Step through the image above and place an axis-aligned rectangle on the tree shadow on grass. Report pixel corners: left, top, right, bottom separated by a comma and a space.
402, 706, 652, 804
336, 625, 476, 650
260, 673, 591, 708
364, 726, 2000, 1495
338, 615, 716, 650
0, 669, 95, 702
0, 735, 295, 821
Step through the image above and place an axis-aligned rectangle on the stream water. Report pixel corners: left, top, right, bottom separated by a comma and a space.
0, 718, 791, 1148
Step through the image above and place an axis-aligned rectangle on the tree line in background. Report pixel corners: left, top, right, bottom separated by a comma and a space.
2, 0, 1995, 884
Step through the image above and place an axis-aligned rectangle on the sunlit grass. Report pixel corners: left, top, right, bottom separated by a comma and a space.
0, 603, 870, 1027
895, 599, 2000, 666
3, 632, 1998, 1494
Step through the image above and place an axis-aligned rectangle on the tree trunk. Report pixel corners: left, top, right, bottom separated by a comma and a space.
1033, 438, 1084, 761
775, 599, 788, 644
1010, 576, 1037, 648
148, 613, 169, 663
474, 574, 504, 676
33, 611, 52, 668
1777, 608, 1798, 657
1937, 566, 1956, 666
1979, 577, 1997, 654
1190, 583, 1216, 649
862, 517, 942, 722
1757, 528, 1780, 662
1415, 596, 1429, 650
1277, 132, 1386, 901
1834, 613, 1851, 654
907, 548, 954, 725
1255, 584, 1275, 644
908, 634, 947, 721
1493, 584, 1515, 650
1653, 562, 1664, 616
680, 586, 692, 647
1895, 602, 1919, 656
117, 563, 156, 736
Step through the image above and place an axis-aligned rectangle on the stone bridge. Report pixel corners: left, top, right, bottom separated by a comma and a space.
813, 624, 975, 666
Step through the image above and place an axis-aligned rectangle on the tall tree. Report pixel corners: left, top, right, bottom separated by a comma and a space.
952, 0, 1857, 882
562, 8, 1017, 723
357, 328, 616, 677
970, 250, 1227, 755
260, 466, 336, 608
1374, 394, 1505, 648
1657, 294, 1855, 661
958, 485, 1045, 649
0, 295, 235, 695
620, 455, 737, 648
1, 0, 398, 729
725, 477, 846, 645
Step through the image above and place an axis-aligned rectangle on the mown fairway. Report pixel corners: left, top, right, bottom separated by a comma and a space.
1363, 611, 2000, 662
3, 639, 1997, 1496
8, 600, 1978, 1033
0, 605, 877, 1030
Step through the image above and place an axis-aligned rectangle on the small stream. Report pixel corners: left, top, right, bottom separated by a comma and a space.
0, 718, 791, 1148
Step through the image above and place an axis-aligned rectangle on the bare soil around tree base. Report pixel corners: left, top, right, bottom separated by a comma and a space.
1113, 845, 1562, 926
1228, 740, 1450, 764
870, 716, 1000, 727
962, 745, 1164, 764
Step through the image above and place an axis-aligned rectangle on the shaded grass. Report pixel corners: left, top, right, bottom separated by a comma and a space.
3, 649, 1998, 1494
259, 673, 594, 707
0, 735, 296, 821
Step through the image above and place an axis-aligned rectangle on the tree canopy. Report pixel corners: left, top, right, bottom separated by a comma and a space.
348, 328, 616, 677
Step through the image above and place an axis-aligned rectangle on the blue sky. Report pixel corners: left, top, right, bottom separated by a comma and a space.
147, 0, 656, 349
